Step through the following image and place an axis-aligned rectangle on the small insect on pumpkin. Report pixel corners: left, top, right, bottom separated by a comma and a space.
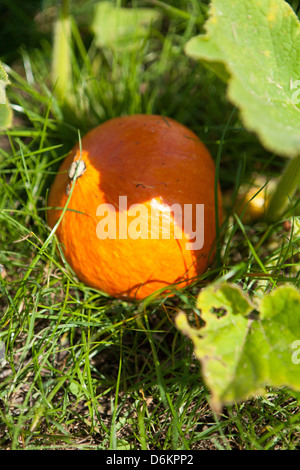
66, 159, 86, 195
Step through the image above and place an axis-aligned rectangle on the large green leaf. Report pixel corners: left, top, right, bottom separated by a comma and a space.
176, 284, 300, 411
91, 2, 161, 52
0, 62, 12, 130
185, 0, 300, 158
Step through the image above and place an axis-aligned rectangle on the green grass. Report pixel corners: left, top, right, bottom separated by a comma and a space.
0, 0, 300, 450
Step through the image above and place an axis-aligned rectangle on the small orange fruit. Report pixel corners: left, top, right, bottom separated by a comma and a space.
47, 114, 222, 300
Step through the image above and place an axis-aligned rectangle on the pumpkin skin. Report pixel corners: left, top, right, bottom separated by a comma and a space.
47, 114, 222, 300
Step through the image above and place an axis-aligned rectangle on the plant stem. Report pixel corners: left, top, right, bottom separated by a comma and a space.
265, 154, 300, 223
51, 0, 72, 103
148, 0, 205, 24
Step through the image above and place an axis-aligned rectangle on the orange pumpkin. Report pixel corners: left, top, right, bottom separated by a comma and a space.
47, 114, 222, 300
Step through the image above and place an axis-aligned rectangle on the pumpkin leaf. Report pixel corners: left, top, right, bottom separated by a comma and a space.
176, 284, 300, 412
91, 1, 161, 52
185, 0, 300, 158
0, 62, 12, 130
